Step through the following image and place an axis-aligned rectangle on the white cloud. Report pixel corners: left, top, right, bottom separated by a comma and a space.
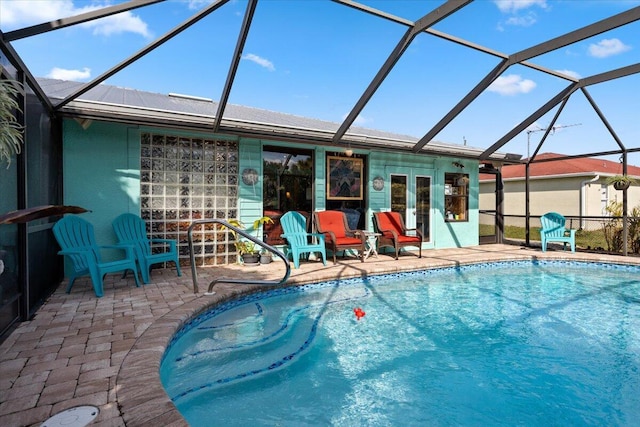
588, 38, 631, 58
187, 0, 216, 10
0, 0, 150, 38
526, 122, 543, 132
494, 0, 547, 13
242, 54, 275, 71
504, 13, 537, 27
46, 67, 91, 81
350, 114, 370, 127
0, 0, 75, 27
488, 74, 536, 95
81, 11, 151, 38
555, 69, 581, 79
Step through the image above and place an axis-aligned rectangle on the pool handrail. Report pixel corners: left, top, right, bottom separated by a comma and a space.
187, 219, 291, 294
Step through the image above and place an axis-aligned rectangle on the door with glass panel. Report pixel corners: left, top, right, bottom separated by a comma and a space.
390, 174, 431, 242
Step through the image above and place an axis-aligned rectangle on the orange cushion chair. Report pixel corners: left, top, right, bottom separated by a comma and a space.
313, 210, 366, 264
372, 211, 423, 260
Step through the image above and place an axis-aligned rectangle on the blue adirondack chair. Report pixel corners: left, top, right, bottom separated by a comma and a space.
112, 213, 182, 283
280, 211, 327, 269
540, 212, 576, 252
52, 215, 140, 297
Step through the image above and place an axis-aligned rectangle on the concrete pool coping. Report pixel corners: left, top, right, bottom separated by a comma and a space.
2, 244, 639, 426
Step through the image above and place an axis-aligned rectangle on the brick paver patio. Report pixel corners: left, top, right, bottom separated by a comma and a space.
1, 244, 637, 426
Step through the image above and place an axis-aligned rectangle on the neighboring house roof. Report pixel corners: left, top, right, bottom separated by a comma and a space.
480, 152, 640, 181
36, 78, 510, 162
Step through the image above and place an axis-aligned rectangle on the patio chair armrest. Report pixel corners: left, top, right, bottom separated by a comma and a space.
406, 227, 425, 239
323, 230, 337, 243
58, 248, 91, 256
310, 233, 325, 242
101, 244, 136, 258
378, 228, 400, 240
352, 230, 368, 243
149, 238, 177, 250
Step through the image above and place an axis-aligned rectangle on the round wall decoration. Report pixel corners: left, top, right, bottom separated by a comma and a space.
372, 176, 384, 191
241, 168, 259, 185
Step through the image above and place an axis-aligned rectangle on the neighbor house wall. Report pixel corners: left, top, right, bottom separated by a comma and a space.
480, 175, 640, 231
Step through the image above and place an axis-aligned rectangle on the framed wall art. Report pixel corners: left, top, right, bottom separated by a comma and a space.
327, 156, 363, 200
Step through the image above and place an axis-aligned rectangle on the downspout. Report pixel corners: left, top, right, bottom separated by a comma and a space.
580, 174, 599, 229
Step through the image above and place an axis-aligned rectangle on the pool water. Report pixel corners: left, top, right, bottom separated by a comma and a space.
160, 261, 640, 426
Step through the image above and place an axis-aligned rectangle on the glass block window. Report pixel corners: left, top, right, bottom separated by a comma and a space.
140, 132, 239, 266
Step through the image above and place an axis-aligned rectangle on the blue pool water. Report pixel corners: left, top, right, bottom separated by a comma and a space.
160, 261, 640, 426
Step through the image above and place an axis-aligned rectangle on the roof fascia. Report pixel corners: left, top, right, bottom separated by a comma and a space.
331, 0, 472, 144
3, 0, 164, 42
54, 0, 231, 110
57, 98, 505, 161
213, 0, 257, 133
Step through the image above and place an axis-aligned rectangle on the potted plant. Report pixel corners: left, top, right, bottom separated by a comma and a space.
259, 249, 272, 265
606, 175, 636, 191
0, 77, 24, 168
226, 216, 273, 265
235, 240, 260, 265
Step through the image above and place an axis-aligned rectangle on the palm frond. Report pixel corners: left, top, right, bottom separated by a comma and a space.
0, 78, 25, 168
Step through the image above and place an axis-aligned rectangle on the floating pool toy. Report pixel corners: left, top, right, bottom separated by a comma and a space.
353, 307, 365, 320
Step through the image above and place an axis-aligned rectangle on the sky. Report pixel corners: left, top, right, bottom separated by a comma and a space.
1, 0, 639, 166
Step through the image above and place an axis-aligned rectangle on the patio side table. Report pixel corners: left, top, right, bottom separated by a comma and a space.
359, 231, 381, 260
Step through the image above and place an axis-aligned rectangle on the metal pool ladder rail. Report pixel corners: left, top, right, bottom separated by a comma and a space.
187, 219, 291, 295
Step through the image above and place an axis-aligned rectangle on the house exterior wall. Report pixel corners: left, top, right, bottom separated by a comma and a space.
62, 119, 480, 267
238, 138, 263, 229
63, 119, 141, 247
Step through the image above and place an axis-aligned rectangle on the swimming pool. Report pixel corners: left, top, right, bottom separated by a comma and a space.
160, 261, 640, 426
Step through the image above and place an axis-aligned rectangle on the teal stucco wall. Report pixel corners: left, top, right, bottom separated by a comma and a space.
62, 119, 141, 248
433, 157, 479, 248
367, 152, 479, 249
238, 138, 264, 237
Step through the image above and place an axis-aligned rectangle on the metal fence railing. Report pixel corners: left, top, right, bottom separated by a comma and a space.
480, 212, 640, 256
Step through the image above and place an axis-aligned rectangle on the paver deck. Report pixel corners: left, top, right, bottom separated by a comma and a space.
1, 244, 638, 426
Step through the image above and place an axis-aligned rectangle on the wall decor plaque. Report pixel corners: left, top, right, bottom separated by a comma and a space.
241, 168, 259, 185
372, 176, 384, 191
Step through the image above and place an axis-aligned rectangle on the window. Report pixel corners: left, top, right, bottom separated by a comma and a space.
444, 173, 469, 222
262, 146, 313, 245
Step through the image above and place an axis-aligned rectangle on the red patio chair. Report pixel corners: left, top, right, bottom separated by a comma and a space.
372, 211, 423, 260
313, 210, 366, 264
